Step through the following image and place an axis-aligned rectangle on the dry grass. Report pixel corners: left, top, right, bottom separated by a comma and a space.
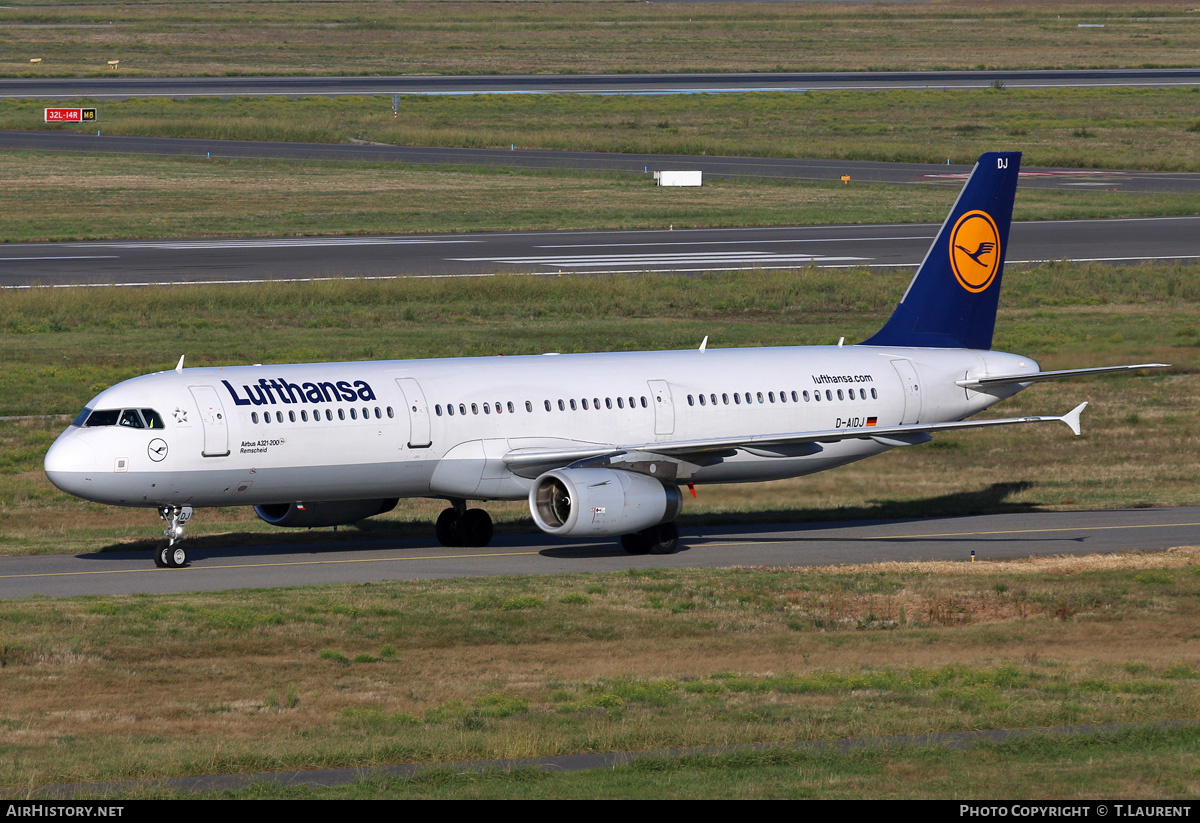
1, 1, 1197, 77
2, 548, 1199, 789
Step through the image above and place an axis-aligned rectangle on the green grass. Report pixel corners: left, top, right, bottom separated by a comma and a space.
8, 86, 1200, 171
1, 1, 1197, 77
5, 554, 1200, 796
194, 726, 1200, 799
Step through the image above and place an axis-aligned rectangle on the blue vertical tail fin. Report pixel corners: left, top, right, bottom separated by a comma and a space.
863, 151, 1021, 350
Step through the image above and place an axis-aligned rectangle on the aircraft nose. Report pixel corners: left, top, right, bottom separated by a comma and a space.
44, 436, 97, 497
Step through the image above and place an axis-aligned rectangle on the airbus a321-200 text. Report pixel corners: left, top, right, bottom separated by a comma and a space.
44, 152, 1166, 567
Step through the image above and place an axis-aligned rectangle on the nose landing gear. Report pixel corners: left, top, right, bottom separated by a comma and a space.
154, 505, 192, 568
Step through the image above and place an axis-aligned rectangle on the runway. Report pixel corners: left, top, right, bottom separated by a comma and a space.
1, 506, 1197, 599
4, 69, 1200, 100
3, 216, 1197, 288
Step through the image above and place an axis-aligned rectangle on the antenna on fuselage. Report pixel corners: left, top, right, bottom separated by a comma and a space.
175, 355, 185, 373
699, 336, 708, 353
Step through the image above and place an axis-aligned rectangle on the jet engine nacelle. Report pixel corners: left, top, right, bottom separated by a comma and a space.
254, 498, 399, 528
529, 468, 682, 537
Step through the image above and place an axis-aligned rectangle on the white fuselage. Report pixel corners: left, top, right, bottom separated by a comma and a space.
44, 344, 1036, 509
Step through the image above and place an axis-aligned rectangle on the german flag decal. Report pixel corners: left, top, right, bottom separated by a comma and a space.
867, 417, 878, 427
949, 209, 1001, 293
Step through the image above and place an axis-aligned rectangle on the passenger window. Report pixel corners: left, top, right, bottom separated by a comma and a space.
525, 401, 532, 413
581, 399, 588, 410
871, 389, 878, 399
251, 412, 259, 424
338, 409, 345, 420
837, 390, 844, 401
757, 392, 764, 403
289, 411, 296, 422
570, 399, 578, 411
508, 402, 515, 414
640, 397, 647, 408
118, 409, 145, 429
387, 407, 394, 418
617, 397, 625, 409
301, 410, 309, 422
825, 390, 833, 401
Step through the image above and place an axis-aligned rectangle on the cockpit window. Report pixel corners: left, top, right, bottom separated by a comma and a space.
84, 409, 121, 427
80, 408, 166, 429
118, 409, 145, 429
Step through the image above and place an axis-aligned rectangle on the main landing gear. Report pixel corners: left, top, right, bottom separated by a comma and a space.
154, 505, 192, 568
620, 522, 680, 555
435, 499, 494, 548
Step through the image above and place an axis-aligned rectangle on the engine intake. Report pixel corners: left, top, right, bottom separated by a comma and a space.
529, 468, 682, 537
254, 498, 398, 528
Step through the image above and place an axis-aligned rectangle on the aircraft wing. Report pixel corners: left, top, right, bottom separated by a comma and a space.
503, 402, 1088, 475
957, 363, 1168, 390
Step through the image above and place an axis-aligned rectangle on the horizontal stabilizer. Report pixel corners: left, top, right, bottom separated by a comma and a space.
958, 363, 1169, 390
1061, 401, 1087, 437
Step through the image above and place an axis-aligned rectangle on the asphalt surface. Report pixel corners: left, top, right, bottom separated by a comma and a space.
3, 216, 1197, 287
3, 506, 1197, 599
5, 69, 1200, 100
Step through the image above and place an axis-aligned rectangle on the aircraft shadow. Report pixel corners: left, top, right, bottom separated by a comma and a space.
79, 481, 1049, 563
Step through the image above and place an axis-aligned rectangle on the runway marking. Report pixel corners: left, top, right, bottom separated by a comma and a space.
0, 255, 117, 261
452, 252, 868, 268
0, 549, 550, 581
80, 238, 476, 250
2, 520, 1197, 584
537, 236, 935, 248
699, 520, 1200, 547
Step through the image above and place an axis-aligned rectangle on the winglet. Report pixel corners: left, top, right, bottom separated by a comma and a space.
1061, 401, 1088, 436
175, 355, 185, 373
